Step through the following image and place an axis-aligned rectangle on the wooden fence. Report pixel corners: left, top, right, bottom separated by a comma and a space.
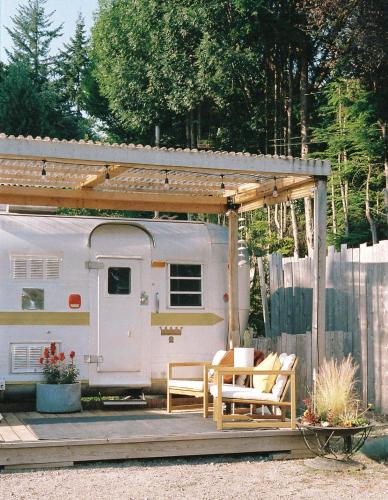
259, 240, 388, 413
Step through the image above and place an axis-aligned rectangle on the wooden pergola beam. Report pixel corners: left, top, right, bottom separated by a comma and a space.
0, 185, 227, 214
79, 165, 128, 189
238, 180, 315, 212
235, 176, 312, 204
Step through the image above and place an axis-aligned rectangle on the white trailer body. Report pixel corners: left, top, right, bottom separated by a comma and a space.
0, 214, 250, 393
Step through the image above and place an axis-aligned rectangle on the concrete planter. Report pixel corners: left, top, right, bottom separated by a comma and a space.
36, 383, 82, 413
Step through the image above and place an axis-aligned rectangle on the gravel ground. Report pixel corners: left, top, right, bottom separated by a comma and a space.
0, 454, 387, 500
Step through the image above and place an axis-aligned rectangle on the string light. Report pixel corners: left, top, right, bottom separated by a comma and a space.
105, 166, 110, 180
164, 170, 170, 190
220, 174, 225, 192
41, 160, 46, 176
272, 177, 279, 198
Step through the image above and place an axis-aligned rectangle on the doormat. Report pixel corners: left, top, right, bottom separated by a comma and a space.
23, 413, 216, 440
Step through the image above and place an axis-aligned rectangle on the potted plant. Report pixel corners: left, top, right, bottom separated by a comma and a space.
298, 355, 372, 470
36, 342, 81, 413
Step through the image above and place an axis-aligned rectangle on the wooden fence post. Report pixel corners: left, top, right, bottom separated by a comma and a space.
257, 257, 270, 337
312, 177, 327, 376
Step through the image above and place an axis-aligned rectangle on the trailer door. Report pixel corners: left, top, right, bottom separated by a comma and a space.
88, 223, 152, 386
96, 257, 145, 372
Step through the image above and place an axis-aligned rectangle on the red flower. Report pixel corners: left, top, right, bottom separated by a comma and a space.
50, 356, 56, 364
59, 352, 65, 361
53, 355, 59, 362
43, 347, 49, 359
39, 357, 44, 364
69, 351, 75, 359
50, 342, 56, 355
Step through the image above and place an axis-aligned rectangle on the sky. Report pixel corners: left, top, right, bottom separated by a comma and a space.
0, 0, 99, 62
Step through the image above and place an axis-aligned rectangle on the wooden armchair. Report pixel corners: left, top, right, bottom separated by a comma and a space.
212, 356, 298, 430
167, 361, 212, 417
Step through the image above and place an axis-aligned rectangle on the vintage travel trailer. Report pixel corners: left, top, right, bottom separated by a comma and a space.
0, 213, 250, 396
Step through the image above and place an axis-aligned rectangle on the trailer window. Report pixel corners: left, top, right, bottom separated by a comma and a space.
108, 267, 131, 295
22, 288, 44, 310
169, 264, 202, 307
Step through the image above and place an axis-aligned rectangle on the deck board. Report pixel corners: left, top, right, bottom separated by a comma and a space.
0, 409, 311, 467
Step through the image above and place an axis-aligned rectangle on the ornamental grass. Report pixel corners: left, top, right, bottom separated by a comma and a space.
315, 355, 358, 425
302, 355, 369, 427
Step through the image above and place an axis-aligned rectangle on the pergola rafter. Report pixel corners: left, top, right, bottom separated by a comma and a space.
0, 133, 330, 367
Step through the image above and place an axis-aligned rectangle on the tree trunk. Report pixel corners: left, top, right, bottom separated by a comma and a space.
330, 174, 337, 235
290, 201, 300, 257
304, 197, 314, 256
274, 203, 281, 239
185, 114, 190, 148
300, 44, 309, 159
155, 123, 160, 148
267, 205, 271, 236
274, 50, 278, 156
287, 48, 293, 156
365, 162, 378, 244
379, 121, 388, 224
197, 106, 201, 148
190, 109, 196, 149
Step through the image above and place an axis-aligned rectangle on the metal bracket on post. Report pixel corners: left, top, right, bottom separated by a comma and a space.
226, 196, 239, 211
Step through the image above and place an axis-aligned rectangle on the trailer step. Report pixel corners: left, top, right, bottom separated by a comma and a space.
102, 397, 147, 407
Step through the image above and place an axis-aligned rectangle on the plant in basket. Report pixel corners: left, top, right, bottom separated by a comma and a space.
301, 355, 370, 428
39, 342, 79, 384
298, 355, 373, 470
36, 342, 81, 413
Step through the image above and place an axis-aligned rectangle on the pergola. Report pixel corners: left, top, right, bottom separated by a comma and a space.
0, 133, 330, 371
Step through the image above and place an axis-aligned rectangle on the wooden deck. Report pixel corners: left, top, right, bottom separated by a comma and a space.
0, 410, 311, 468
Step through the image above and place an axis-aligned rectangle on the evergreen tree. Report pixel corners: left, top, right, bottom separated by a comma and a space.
0, 61, 81, 139
6, 0, 62, 84
55, 14, 89, 116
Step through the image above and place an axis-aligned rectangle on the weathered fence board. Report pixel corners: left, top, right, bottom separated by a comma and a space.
263, 240, 388, 413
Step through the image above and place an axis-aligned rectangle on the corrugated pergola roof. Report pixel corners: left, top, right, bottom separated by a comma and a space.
0, 134, 330, 213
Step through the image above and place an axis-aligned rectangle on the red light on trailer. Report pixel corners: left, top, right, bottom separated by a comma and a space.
69, 294, 81, 309
223, 292, 229, 302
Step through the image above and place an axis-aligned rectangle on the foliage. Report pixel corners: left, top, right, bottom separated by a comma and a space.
312, 79, 386, 246
39, 342, 79, 384
5, 0, 62, 84
301, 356, 370, 427
55, 14, 89, 116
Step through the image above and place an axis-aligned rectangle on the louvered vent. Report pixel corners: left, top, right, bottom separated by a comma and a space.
10, 343, 60, 373
12, 258, 28, 279
11, 255, 61, 280
46, 257, 60, 279
30, 258, 44, 279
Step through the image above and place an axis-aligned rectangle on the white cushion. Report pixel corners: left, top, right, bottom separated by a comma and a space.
208, 349, 227, 378
271, 353, 296, 398
210, 384, 280, 402
168, 379, 204, 391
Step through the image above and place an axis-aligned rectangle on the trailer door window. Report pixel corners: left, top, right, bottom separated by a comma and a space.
108, 267, 131, 295
169, 264, 202, 307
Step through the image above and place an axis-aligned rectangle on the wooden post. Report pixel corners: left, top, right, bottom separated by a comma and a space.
312, 177, 327, 376
227, 209, 240, 348
257, 257, 270, 337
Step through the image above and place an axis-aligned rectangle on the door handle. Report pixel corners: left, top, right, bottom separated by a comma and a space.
155, 292, 160, 313
128, 330, 132, 338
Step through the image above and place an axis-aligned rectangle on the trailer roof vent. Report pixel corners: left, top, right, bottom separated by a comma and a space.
10, 342, 60, 373
11, 255, 61, 280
